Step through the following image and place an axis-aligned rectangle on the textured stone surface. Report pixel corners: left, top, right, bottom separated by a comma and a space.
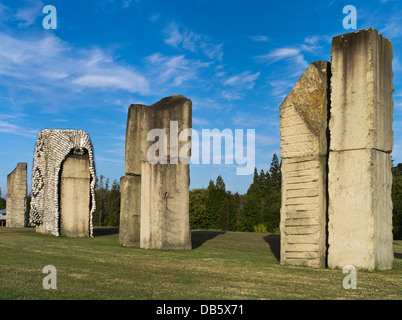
120, 95, 192, 250
140, 162, 191, 250
6, 163, 27, 228
119, 175, 141, 247
30, 129, 96, 237
328, 149, 393, 270
328, 28, 394, 270
280, 61, 330, 159
279, 61, 330, 268
330, 28, 394, 152
60, 154, 91, 237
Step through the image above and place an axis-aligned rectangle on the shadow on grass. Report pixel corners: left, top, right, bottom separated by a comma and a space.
191, 230, 226, 249
93, 227, 119, 236
263, 234, 280, 262
395, 252, 402, 260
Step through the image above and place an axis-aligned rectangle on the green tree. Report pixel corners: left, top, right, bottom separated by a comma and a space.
189, 188, 209, 229
94, 175, 109, 226
392, 163, 402, 239
261, 154, 281, 232
105, 179, 121, 226
269, 153, 281, 188
0, 188, 6, 210
238, 168, 262, 231
205, 176, 227, 230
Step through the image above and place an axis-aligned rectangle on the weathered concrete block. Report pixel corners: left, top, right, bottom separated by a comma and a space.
60, 154, 90, 237
280, 156, 327, 268
120, 95, 192, 250
119, 175, 141, 247
328, 149, 393, 270
140, 162, 191, 250
30, 129, 96, 237
330, 28, 394, 153
6, 163, 27, 228
279, 61, 330, 268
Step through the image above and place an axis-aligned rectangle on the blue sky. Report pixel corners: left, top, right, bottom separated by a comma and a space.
0, 0, 402, 196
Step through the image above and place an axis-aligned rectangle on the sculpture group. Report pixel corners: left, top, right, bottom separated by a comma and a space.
4, 28, 395, 270
280, 28, 394, 270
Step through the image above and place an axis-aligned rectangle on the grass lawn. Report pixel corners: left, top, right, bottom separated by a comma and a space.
0, 227, 401, 300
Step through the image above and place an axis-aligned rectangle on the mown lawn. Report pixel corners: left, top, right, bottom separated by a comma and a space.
0, 227, 401, 300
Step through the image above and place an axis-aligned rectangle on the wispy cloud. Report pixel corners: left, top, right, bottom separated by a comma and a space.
163, 21, 224, 61
145, 52, 211, 86
0, 117, 37, 138
0, 31, 150, 112
254, 47, 308, 68
15, 0, 43, 28
380, 15, 402, 39
249, 35, 269, 42
224, 71, 260, 90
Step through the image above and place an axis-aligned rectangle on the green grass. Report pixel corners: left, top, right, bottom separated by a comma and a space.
0, 227, 401, 300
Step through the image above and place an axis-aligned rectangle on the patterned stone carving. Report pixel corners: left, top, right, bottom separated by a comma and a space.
29, 129, 96, 237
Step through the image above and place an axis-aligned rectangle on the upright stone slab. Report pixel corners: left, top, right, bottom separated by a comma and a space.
60, 154, 91, 237
6, 163, 27, 227
328, 28, 394, 270
141, 162, 191, 250
279, 61, 330, 268
119, 175, 141, 246
30, 129, 96, 237
120, 95, 192, 250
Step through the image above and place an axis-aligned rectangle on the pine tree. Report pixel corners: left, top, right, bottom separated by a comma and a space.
392, 163, 402, 239
106, 179, 121, 226
269, 153, 281, 188
189, 188, 209, 229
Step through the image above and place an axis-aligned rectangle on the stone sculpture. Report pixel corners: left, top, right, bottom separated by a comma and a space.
29, 129, 96, 237
279, 28, 394, 270
279, 61, 330, 268
6, 163, 28, 228
120, 95, 192, 250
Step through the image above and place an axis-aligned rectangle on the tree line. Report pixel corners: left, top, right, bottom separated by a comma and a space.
190, 154, 281, 233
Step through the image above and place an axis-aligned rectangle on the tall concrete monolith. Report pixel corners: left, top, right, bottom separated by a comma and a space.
30, 129, 96, 237
328, 28, 394, 270
120, 95, 192, 250
6, 163, 28, 227
279, 61, 330, 268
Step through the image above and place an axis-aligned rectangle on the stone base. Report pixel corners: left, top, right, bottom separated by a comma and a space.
119, 175, 141, 247
140, 162, 191, 250
328, 149, 393, 270
280, 155, 327, 268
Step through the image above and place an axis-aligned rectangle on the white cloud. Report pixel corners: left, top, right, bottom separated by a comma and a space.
0, 119, 37, 138
145, 52, 210, 86
15, 0, 43, 28
249, 35, 269, 42
0, 31, 150, 103
268, 79, 295, 100
380, 16, 402, 39
192, 117, 210, 127
254, 47, 307, 68
224, 71, 260, 90
163, 21, 224, 61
